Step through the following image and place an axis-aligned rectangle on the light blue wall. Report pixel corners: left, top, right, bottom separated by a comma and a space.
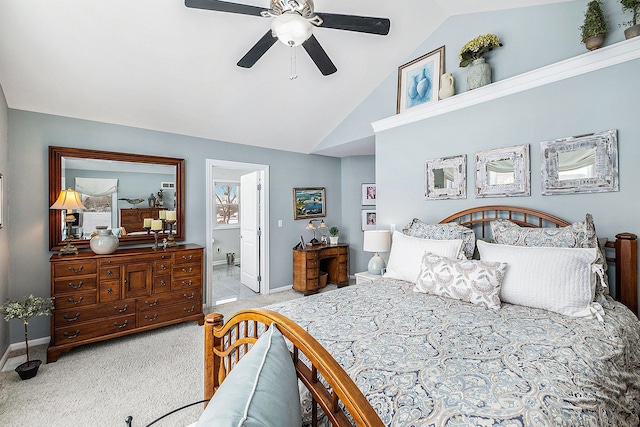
7, 110, 344, 342
0, 84, 8, 356
340, 156, 375, 274
316, 0, 631, 152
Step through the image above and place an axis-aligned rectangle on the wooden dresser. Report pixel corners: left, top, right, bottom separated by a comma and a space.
48, 244, 204, 362
292, 244, 349, 295
119, 207, 167, 233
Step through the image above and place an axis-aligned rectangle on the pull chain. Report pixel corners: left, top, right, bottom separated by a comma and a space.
289, 41, 298, 80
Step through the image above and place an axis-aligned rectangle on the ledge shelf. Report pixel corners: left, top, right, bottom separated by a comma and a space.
372, 38, 640, 133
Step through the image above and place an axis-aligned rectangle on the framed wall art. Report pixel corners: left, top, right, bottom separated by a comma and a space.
396, 46, 445, 114
425, 155, 466, 200
475, 144, 530, 198
361, 183, 376, 205
541, 130, 618, 195
293, 187, 326, 219
362, 210, 376, 231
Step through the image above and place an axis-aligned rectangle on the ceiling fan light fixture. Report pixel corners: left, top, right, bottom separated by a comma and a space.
271, 12, 313, 46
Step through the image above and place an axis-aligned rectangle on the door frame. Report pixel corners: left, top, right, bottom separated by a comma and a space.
205, 159, 270, 307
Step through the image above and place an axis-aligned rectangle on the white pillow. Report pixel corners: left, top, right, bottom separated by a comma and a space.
477, 240, 599, 317
385, 231, 463, 284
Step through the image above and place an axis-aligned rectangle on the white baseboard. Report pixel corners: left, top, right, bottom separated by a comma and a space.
269, 285, 293, 293
0, 336, 50, 371
212, 258, 241, 267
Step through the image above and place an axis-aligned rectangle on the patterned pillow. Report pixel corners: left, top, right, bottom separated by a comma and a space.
490, 214, 609, 305
402, 219, 476, 259
414, 252, 507, 310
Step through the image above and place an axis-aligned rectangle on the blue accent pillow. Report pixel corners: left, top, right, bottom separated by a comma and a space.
196, 326, 301, 427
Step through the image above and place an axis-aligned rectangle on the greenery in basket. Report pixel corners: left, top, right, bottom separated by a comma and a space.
620, 0, 640, 27
458, 33, 503, 67
581, 0, 608, 41
156, 188, 164, 202
329, 226, 339, 237
0, 295, 54, 362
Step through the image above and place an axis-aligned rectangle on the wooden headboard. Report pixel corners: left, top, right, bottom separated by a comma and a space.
439, 205, 638, 315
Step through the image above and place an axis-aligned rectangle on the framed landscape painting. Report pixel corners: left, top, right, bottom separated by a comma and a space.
397, 46, 445, 114
293, 187, 326, 219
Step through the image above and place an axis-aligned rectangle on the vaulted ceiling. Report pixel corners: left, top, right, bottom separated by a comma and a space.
0, 0, 569, 156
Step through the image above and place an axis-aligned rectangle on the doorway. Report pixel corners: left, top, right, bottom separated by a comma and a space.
205, 159, 270, 307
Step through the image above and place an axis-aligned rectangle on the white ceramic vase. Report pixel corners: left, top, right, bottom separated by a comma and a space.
467, 57, 491, 90
90, 226, 119, 255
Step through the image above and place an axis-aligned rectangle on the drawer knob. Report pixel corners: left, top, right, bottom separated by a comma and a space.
107, 270, 113, 277
63, 313, 81, 322
183, 292, 195, 300
160, 280, 166, 287
63, 330, 81, 339
145, 299, 159, 307
68, 281, 84, 289
160, 264, 167, 270
107, 288, 114, 295
114, 304, 129, 313
144, 313, 159, 322
67, 296, 84, 305
114, 320, 129, 329
68, 266, 84, 273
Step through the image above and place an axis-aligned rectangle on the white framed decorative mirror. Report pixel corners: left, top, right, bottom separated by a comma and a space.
425, 155, 466, 200
475, 144, 530, 198
540, 130, 618, 195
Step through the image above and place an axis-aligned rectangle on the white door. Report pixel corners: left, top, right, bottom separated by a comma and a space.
240, 171, 260, 292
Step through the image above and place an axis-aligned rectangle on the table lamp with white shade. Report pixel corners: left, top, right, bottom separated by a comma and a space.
50, 187, 86, 255
363, 230, 391, 275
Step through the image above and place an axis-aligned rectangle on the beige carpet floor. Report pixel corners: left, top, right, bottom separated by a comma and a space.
0, 285, 337, 427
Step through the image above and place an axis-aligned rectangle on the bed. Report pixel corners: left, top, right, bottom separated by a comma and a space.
201, 206, 640, 426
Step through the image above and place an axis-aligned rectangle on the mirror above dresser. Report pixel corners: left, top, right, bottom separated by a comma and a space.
49, 146, 185, 251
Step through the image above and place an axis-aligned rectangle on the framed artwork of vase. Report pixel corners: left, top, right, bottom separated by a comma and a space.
396, 46, 445, 114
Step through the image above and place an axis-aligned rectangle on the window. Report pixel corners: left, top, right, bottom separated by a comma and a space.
215, 182, 239, 226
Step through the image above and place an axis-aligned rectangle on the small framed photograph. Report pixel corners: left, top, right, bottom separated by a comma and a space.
361, 183, 376, 205
397, 46, 445, 114
362, 210, 376, 231
293, 187, 326, 219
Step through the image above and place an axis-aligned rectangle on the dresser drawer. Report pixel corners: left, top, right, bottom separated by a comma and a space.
97, 299, 136, 318
137, 302, 201, 326
172, 263, 200, 279
174, 250, 203, 265
53, 260, 97, 278
171, 276, 201, 291
153, 275, 171, 294
153, 260, 172, 275
53, 276, 97, 295
99, 265, 120, 280
54, 315, 136, 345
54, 292, 97, 310
99, 280, 121, 302
54, 306, 98, 328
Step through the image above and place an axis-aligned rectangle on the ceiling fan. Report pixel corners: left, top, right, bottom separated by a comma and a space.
185, 0, 391, 76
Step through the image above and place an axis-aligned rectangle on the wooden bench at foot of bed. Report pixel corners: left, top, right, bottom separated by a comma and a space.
204, 309, 384, 427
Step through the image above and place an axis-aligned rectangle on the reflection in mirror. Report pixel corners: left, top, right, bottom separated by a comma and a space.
433, 167, 455, 189
486, 159, 515, 185
475, 145, 530, 198
49, 146, 185, 251
425, 155, 466, 200
557, 148, 596, 180
541, 130, 618, 195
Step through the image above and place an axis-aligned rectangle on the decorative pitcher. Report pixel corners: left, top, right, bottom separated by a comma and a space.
90, 226, 119, 255
438, 73, 455, 99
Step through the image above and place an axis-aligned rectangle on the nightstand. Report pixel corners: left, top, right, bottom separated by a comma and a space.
354, 271, 382, 285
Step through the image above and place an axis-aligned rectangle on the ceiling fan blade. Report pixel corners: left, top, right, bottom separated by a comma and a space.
302, 35, 337, 76
184, 0, 266, 17
237, 30, 278, 68
315, 13, 390, 36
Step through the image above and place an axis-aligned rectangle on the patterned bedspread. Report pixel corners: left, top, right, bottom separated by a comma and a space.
266, 278, 640, 427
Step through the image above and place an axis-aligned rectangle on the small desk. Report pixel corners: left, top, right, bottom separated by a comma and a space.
293, 244, 349, 295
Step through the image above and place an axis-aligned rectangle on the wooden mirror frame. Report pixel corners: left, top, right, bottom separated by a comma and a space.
49, 146, 185, 251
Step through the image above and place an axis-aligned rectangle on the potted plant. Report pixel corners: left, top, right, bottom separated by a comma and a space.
328, 226, 340, 245
0, 295, 54, 380
581, 0, 608, 50
156, 189, 164, 207
620, 0, 640, 39
458, 33, 503, 90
